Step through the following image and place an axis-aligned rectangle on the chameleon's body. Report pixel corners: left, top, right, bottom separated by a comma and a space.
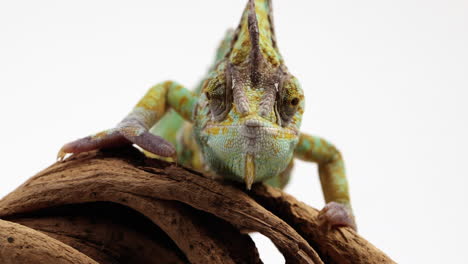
59, 0, 356, 230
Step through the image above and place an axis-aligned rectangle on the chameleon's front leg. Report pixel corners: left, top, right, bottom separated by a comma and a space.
58, 81, 197, 160
294, 133, 357, 231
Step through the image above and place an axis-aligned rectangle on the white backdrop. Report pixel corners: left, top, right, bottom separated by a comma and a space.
1, 0, 467, 263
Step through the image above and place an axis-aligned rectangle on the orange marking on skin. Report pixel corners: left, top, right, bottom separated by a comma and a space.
224, 113, 234, 124
275, 131, 297, 140
206, 126, 221, 135
245, 153, 255, 190
136, 88, 163, 111
224, 139, 234, 149
230, 17, 252, 65
264, 48, 280, 66
272, 144, 280, 154
163, 81, 173, 88
120, 126, 140, 137
92, 130, 109, 139
252, 92, 262, 102
179, 96, 188, 106
241, 39, 250, 48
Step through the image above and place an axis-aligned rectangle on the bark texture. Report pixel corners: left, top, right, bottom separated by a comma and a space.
0, 147, 395, 263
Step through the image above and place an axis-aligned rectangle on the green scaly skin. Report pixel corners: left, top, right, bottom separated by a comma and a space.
58, 0, 356, 231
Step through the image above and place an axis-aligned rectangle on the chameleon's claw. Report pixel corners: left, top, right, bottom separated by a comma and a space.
318, 202, 357, 231
56, 139, 89, 162
56, 147, 68, 162
57, 141, 77, 161
57, 129, 131, 162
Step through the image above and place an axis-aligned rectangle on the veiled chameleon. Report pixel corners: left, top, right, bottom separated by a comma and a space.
58, 0, 356, 230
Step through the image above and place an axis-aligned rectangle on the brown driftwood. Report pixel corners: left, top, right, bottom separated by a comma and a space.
0, 147, 395, 263
0, 219, 98, 264
6, 203, 188, 264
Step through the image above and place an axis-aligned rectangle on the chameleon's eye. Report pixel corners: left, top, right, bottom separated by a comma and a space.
204, 75, 232, 121
279, 95, 300, 124
277, 77, 303, 126
290, 97, 299, 106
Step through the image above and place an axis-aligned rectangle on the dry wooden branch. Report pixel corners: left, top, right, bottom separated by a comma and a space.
0, 147, 395, 264
0, 219, 98, 264
7, 203, 188, 264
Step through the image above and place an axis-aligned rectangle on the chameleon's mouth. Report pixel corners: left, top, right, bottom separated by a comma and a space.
204, 124, 298, 139
244, 153, 255, 190
202, 120, 299, 184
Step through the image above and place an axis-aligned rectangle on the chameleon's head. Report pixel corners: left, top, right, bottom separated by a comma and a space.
194, 0, 304, 189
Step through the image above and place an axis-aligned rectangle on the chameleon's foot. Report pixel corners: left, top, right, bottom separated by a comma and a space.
58, 122, 176, 162
57, 129, 130, 161
318, 202, 357, 231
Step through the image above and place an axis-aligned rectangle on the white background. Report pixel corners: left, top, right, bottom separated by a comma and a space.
1, 0, 467, 263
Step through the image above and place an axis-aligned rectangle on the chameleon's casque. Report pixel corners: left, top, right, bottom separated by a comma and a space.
58, 0, 357, 230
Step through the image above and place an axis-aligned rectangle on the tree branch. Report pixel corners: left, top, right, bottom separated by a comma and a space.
0, 219, 98, 264
0, 147, 394, 264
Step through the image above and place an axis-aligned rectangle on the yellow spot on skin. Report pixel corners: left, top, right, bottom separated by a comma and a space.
136, 86, 165, 113
252, 92, 262, 102
206, 126, 221, 135
92, 130, 108, 139
143, 150, 174, 162
179, 96, 188, 106
224, 139, 234, 149
223, 114, 234, 125
163, 81, 173, 88
245, 153, 255, 190
120, 126, 141, 137
274, 130, 297, 140
271, 144, 280, 155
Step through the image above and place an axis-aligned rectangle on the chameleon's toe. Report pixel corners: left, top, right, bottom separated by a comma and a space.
57, 129, 130, 161
318, 202, 357, 231
120, 128, 176, 157
57, 139, 89, 161
56, 137, 96, 161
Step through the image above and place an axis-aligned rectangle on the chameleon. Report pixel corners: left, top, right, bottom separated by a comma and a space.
58, 0, 356, 230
